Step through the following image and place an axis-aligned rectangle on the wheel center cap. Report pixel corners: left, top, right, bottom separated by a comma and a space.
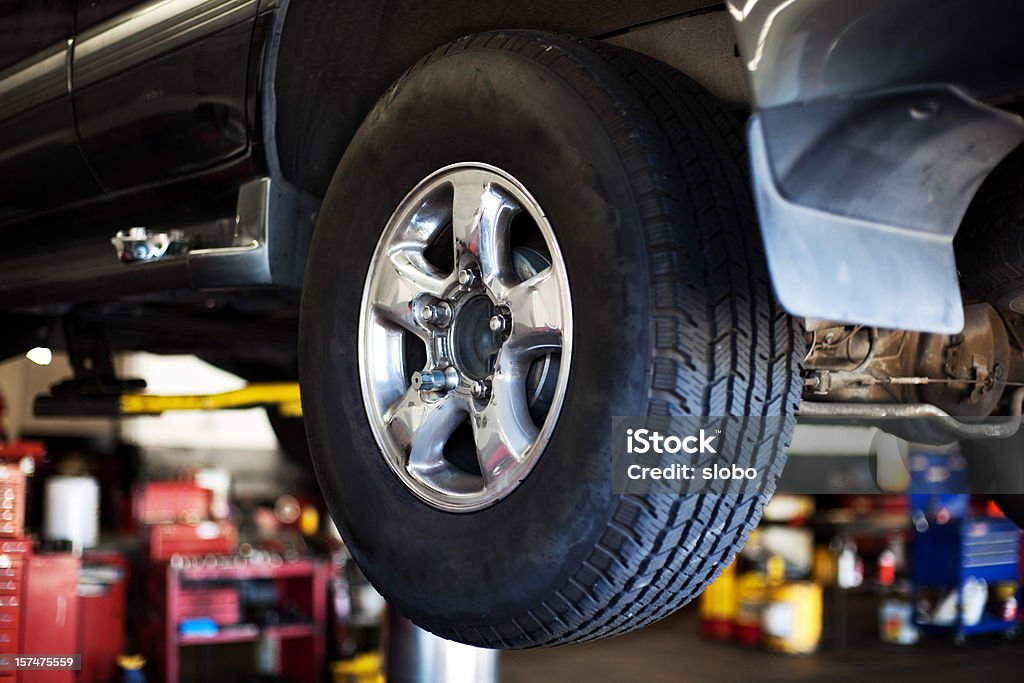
450, 294, 501, 381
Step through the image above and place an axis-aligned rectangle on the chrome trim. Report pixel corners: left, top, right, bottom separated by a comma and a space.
0, 0, 258, 123
0, 42, 70, 122
187, 176, 316, 290
74, 0, 257, 89
0, 176, 318, 306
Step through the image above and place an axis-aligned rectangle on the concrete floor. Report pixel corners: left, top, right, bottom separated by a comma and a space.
501, 604, 1024, 683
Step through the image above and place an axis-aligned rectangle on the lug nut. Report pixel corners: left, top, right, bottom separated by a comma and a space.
421, 301, 452, 327
412, 367, 459, 393
411, 370, 441, 392
471, 380, 492, 400
458, 268, 479, 288
489, 314, 509, 334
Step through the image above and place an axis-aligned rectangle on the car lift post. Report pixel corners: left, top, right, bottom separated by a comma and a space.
383, 608, 498, 683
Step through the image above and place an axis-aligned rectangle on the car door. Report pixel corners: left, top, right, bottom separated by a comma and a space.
0, 1, 103, 224
72, 0, 259, 192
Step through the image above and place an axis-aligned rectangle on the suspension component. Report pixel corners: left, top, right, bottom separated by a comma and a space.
802, 304, 1017, 418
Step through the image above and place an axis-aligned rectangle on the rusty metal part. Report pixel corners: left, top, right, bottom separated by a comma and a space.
804, 325, 920, 402
916, 304, 1009, 416
803, 304, 1018, 417
797, 387, 1024, 439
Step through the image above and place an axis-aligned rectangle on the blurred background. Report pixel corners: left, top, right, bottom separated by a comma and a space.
0, 349, 1021, 683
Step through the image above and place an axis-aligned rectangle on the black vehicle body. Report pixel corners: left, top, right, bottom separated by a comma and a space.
0, 0, 737, 374
3, 0, 1023, 370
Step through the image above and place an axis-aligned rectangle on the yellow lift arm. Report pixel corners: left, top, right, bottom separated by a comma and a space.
119, 382, 302, 417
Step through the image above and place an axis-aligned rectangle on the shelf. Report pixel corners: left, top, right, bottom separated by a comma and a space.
917, 617, 1018, 636
178, 623, 316, 646
176, 559, 318, 581
179, 625, 259, 646
264, 623, 316, 639
150, 557, 328, 682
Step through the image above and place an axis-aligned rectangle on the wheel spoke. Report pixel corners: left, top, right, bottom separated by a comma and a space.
450, 172, 519, 299
503, 267, 566, 360
385, 387, 467, 475
360, 164, 571, 511
370, 249, 447, 337
471, 368, 539, 484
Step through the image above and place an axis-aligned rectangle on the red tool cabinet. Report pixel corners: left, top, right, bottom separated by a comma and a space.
0, 544, 78, 683
0, 540, 28, 681
134, 483, 212, 525
143, 521, 237, 560
141, 558, 327, 683
0, 418, 79, 683
78, 551, 128, 683
20, 554, 79, 683
0, 467, 25, 539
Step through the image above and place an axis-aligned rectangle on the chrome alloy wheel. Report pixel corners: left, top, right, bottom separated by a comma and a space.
358, 163, 573, 512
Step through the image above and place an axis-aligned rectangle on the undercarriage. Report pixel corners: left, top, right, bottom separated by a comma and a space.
805, 304, 1018, 410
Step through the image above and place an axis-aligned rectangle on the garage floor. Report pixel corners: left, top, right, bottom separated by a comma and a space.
501, 605, 1023, 683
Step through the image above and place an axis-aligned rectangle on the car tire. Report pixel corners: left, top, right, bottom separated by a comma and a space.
267, 408, 311, 466
956, 145, 1024, 312
299, 30, 802, 648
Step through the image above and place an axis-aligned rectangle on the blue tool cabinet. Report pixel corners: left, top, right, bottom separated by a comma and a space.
911, 513, 1020, 643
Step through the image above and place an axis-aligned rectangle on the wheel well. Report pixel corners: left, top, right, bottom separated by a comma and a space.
267, 0, 732, 198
